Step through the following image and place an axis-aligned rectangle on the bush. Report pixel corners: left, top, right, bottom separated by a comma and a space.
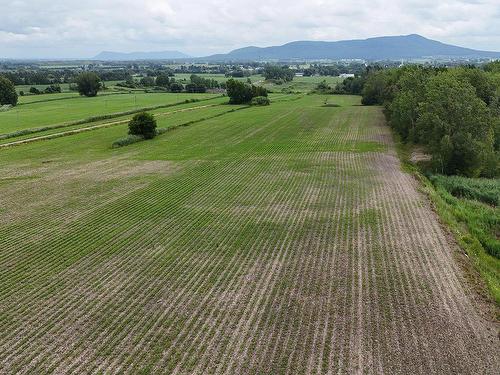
44, 85, 62, 94
312, 80, 334, 94
185, 83, 207, 93
251, 96, 270, 106
128, 112, 157, 139
0, 76, 17, 106
112, 134, 144, 148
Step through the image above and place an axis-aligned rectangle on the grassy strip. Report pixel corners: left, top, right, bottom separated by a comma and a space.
0, 103, 225, 148
0, 96, 223, 141
112, 106, 249, 148
17, 91, 126, 106
393, 132, 500, 307
0, 120, 128, 148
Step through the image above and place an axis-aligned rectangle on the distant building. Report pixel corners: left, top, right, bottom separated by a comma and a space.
339, 73, 355, 78
295, 72, 304, 77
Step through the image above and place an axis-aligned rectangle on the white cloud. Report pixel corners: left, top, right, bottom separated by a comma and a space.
0, 0, 498, 58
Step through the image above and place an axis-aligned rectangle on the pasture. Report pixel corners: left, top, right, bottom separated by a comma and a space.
0, 92, 217, 134
0, 91, 498, 373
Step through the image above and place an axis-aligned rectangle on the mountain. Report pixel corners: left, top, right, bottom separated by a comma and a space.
93, 50, 191, 60
203, 34, 500, 61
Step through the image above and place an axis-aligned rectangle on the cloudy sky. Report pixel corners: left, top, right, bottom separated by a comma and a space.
1, 0, 499, 58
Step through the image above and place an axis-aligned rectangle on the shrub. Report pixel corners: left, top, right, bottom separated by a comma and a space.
44, 85, 62, 94
312, 80, 334, 94
112, 134, 144, 148
0, 76, 17, 106
251, 96, 270, 106
128, 112, 157, 139
29, 87, 41, 95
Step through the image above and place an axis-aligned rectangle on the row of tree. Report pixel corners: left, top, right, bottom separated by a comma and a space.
360, 63, 500, 177
117, 74, 223, 93
226, 79, 268, 104
20, 85, 62, 96
303, 63, 366, 77
263, 65, 294, 82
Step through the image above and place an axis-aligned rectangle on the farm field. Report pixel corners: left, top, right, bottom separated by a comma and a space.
261, 75, 343, 92
0, 94, 498, 373
0, 92, 218, 134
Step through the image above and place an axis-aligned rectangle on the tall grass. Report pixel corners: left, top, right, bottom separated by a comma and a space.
430, 174, 499, 206
430, 174, 499, 259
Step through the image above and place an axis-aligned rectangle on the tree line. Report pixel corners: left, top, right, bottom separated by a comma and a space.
357, 63, 500, 177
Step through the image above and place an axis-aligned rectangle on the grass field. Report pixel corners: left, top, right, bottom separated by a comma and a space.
262, 75, 343, 93
14, 80, 123, 95
0, 93, 498, 373
0, 92, 218, 134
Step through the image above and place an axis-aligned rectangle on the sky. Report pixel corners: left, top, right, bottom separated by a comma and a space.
1, 0, 499, 59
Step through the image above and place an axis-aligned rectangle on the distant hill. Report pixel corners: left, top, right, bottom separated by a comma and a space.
203, 34, 500, 61
93, 50, 191, 60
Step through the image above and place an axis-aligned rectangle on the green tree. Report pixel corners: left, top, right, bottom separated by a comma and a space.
169, 82, 184, 93
226, 79, 253, 104
140, 76, 155, 87
388, 66, 435, 142
361, 70, 394, 105
263, 65, 294, 82
334, 76, 365, 95
417, 72, 495, 176
252, 85, 268, 98
451, 67, 496, 105
156, 73, 170, 87
128, 112, 157, 139
0, 75, 18, 106
75, 72, 101, 97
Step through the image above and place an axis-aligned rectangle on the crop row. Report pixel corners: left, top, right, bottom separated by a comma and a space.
0, 96, 496, 373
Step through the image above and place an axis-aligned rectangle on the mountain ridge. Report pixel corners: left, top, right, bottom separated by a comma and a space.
91, 35, 500, 61
203, 34, 500, 61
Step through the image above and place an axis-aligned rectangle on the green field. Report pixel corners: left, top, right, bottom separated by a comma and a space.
0, 92, 218, 134
173, 73, 343, 92
262, 75, 343, 92
0, 91, 497, 373
15, 80, 123, 95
